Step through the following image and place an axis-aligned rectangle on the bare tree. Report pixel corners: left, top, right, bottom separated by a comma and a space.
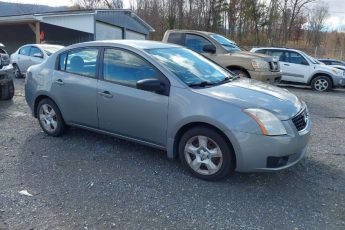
306, 2, 329, 47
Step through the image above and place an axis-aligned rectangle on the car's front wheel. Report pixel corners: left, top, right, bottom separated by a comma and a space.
178, 127, 235, 181
37, 98, 66, 136
311, 76, 332, 92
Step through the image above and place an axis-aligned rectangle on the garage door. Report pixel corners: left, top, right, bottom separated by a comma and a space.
96, 22, 122, 40
126, 30, 146, 40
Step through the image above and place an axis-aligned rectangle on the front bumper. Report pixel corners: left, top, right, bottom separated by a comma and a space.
332, 76, 345, 87
225, 112, 312, 172
0, 64, 14, 85
248, 70, 282, 84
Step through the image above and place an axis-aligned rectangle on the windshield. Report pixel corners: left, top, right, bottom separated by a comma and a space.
210, 34, 241, 52
300, 51, 318, 64
41, 45, 63, 56
146, 47, 233, 86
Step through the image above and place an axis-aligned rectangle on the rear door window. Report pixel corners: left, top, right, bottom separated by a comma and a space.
266, 50, 287, 62
58, 48, 99, 78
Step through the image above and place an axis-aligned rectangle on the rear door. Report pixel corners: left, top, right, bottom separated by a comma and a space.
51, 47, 100, 128
97, 47, 169, 146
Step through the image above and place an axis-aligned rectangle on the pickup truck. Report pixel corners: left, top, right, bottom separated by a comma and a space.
0, 43, 14, 100
162, 30, 281, 84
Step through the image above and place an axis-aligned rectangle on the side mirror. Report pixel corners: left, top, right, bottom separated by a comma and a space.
33, 53, 43, 58
136, 79, 165, 94
203, 44, 216, 54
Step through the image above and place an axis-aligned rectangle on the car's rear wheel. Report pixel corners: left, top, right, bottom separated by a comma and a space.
37, 98, 66, 136
13, 64, 22, 78
0, 80, 14, 100
311, 76, 332, 92
178, 127, 234, 181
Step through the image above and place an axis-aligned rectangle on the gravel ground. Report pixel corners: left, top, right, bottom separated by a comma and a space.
0, 78, 344, 229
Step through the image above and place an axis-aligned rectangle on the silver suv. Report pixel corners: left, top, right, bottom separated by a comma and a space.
25, 40, 311, 180
251, 47, 345, 91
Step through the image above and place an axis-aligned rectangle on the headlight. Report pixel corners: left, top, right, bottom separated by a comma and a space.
244, 108, 287, 136
331, 68, 344, 76
252, 59, 269, 70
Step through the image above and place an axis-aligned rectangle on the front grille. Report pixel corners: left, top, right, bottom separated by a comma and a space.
269, 61, 280, 72
292, 109, 308, 131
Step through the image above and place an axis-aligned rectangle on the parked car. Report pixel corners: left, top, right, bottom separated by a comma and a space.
11, 44, 64, 78
251, 47, 345, 92
0, 43, 14, 100
25, 40, 311, 181
318, 58, 345, 67
162, 30, 281, 84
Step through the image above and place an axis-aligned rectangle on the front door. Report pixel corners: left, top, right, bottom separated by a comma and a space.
281, 51, 310, 84
97, 48, 169, 146
50, 47, 100, 128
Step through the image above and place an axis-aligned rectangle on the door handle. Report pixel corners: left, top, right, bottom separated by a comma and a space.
55, 79, 64, 85
283, 64, 290, 66
98, 91, 113, 98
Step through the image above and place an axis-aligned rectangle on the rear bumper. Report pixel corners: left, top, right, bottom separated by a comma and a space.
248, 70, 282, 84
225, 115, 312, 172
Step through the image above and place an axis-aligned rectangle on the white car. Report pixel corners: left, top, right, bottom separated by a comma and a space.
251, 47, 345, 92
11, 44, 64, 78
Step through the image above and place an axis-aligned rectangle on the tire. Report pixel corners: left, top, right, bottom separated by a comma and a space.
13, 64, 22, 78
232, 69, 250, 78
178, 126, 235, 181
0, 80, 14, 100
37, 98, 66, 136
311, 76, 332, 92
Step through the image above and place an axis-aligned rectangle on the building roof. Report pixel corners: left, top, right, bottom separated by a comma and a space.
78, 40, 180, 50
0, 9, 155, 32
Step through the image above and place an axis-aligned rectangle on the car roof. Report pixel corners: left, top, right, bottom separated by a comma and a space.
21, 44, 64, 48
68, 40, 181, 50
166, 29, 215, 36
251, 47, 301, 52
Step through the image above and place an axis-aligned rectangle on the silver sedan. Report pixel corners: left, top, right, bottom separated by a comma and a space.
25, 40, 311, 180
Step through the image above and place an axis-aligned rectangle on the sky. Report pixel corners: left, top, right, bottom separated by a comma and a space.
1, 0, 345, 30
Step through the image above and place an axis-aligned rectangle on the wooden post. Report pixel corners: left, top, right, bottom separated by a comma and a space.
35, 21, 40, 44
28, 22, 41, 44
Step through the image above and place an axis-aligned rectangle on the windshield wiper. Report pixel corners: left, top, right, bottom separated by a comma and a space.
188, 81, 215, 87
216, 76, 231, 84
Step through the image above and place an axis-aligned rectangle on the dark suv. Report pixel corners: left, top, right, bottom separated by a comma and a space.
0, 43, 14, 100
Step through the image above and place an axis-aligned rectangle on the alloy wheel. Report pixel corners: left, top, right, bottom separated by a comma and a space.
184, 135, 223, 175
314, 79, 328, 91
39, 104, 58, 133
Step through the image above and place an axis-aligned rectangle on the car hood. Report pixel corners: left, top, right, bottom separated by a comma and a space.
194, 78, 302, 120
229, 51, 274, 61
314, 63, 341, 73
